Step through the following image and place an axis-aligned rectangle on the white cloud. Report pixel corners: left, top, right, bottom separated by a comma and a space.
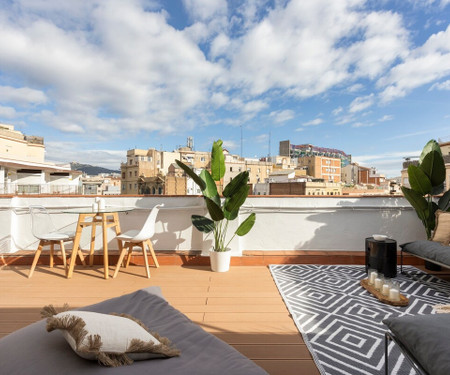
0, 105, 17, 119
379, 24, 450, 102
332, 106, 343, 116
378, 115, 394, 122
228, 1, 409, 97
45, 141, 125, 169
353, 150, 420, 177
255, 134, 268, 143
182, 0, 227, 22
295, 127, 305, 132
347, 83, 364, 93
302, 118, 323, 126
430, 79, 450, 90
349, 94, 375, 113
269, 109, 294, 123
222, 139, 239, 151
0, 86, 47, 105
352, 121, 374, 128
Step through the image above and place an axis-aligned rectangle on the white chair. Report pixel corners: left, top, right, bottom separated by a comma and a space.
113, 204, 163, 278
28, 206, 84, 278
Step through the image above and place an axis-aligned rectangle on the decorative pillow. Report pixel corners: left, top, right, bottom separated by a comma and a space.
42, 305, 180, 367
431, 210, 450, 245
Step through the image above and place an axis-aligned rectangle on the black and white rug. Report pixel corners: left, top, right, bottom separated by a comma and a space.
269, 265, 450, 375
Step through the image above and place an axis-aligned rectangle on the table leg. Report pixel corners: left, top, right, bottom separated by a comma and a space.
67, 214, 85, 279
102, 213, 109, 279
89, 221, 97, 266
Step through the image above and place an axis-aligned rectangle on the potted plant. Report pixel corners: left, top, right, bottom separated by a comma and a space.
401, 139, 450, 240
176, 140, 256, 272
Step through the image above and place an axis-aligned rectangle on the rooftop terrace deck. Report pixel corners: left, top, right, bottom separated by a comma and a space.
0, 264, 320, 375
2, 262, 450, 375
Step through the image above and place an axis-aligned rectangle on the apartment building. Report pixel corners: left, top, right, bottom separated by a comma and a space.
121, 145, 211, 195
279, 140, 351, 167
0, 123, 81, 194
223, 151, 273, 187
296, 155, 341, 183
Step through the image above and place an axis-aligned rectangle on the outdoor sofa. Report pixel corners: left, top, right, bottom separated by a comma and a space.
400, 240, 450, 272
384, 314, 450, 375
0, 286, 268, 375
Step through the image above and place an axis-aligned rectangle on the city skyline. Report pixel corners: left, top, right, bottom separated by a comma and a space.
0, 0, 449, 177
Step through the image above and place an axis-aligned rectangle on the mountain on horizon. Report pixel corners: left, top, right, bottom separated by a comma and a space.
70, 162, 120, 176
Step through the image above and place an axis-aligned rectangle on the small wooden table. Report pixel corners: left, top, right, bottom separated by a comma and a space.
64, 207, 134, 279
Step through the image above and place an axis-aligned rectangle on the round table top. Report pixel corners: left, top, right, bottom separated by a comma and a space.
62, 206, 135, 214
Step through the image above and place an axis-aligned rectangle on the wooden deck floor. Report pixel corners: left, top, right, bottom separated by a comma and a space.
0, 264, 319, 375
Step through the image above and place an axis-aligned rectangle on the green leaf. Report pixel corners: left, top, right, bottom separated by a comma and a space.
224, 183, 249, 215
223, 171, 249, 197
191, 215, 215, 233
199, 170, 220, 206
438, 189, 450, 211
211, 140, 225, 181
401, 186, 429, 220
420, 150, 445, 187
431, 183, 444, 196
235, 213, 256, 236
408, 164, 432, 195
419, 139, 442, 163
175, 160, 206, 191
223, 205, 239, 221
205, 197, 224, 221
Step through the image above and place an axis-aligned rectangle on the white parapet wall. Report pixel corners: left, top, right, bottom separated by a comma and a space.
0, 195, 426, 254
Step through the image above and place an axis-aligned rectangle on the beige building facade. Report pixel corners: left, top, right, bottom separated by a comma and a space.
121, 147, 211, 195
297, 156, 341, 183
0, 123, 81, 195
269, 181, 342, 195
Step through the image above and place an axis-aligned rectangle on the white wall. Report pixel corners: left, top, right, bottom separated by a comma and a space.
0, 195, 426, 255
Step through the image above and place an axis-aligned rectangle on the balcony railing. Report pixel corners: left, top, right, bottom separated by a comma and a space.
0, 184, 82, 195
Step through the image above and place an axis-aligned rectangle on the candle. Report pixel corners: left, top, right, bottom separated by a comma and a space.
369, 271, 378, 285
382, 284, 390, 296
389, 289, 400, 301
374, 277, 382, 290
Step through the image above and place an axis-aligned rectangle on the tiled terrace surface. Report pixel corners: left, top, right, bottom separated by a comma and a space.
2, 262, 449, 375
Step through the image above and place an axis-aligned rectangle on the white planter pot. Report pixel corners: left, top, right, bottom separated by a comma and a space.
210, 249, 231, 272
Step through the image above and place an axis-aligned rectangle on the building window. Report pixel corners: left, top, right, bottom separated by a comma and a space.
134, 183, 137, 189
129, 184, 132, 189
122, 172, 125, 178
230, 167, 233, 172
134, 171, 137, 176
129, 171, 132, 177
201, 157, 205, 162
230, 177, 233, 183
129, 159, 132, 165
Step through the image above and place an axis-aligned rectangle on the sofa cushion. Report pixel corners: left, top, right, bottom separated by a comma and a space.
401, 240, 450, 266
384, 314, 450, 375
432, 210, 450, 245
45, 309, 180, 366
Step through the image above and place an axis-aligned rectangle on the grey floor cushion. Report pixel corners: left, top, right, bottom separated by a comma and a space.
384, 314, 450, 375
0, 286, 268, 375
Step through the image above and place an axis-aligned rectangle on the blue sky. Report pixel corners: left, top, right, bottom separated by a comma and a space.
0, 0, 449, 177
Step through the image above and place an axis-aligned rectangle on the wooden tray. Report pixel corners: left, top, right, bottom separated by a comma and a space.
360, 279, 409, 306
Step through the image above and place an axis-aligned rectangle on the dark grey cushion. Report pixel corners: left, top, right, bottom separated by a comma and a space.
384, 314, 450, 375
401, 240, 450, 266
0, 287, 268, 375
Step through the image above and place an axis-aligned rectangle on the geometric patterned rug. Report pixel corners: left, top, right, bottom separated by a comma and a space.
269, 265, 450, 375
